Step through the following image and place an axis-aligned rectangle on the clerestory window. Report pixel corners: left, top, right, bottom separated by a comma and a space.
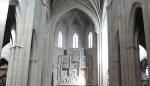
58, 31, 62, 48
73, 33, 78, 48
88, 32, 93, 48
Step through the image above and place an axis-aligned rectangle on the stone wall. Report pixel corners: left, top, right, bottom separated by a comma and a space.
107, 0, 150, 86
0, 0, 104, 86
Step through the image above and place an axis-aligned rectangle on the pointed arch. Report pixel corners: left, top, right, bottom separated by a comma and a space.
58, 31, 63, 48
127, 2, 148, 86
88, 32, 93, 48
73, 33, 78, 48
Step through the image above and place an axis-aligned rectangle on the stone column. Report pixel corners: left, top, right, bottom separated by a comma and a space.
42, 9, 53, 86
6, 5, 23, 86
126, 29, 141, 86
118, 1, 141, 86
28, 3, 47, 86
117, 0, 130, 86
97, 33, 102, 86
107, 0, 122, 86
19, 0, 35, 85
6, 0, 35, 86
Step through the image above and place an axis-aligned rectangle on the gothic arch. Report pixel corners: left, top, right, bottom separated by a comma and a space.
0, 3, 17, 86
1, 4, 17, 63
2, 4, 17, 86
54, 20, 67, 49
129, 2, 142, 30
51, 4, 100, 33
129, 2, 145, 49
54, 9, 96, 49
53, 8, 96, 31
128, 2, 147, 86
52, 8, 98, 86
85, 26, 97, 49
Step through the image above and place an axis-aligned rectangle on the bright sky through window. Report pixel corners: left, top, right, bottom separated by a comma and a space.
88, 32, 93, 48
58, 31, 62, 48
139, 45, 147, 61
73, 33, 78, 48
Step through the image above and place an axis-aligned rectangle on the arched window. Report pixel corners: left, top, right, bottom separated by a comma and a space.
73, 33, 78, 48
58, 31, 62, 48
88, 32, 93, 48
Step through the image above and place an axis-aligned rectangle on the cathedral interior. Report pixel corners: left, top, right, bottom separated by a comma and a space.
0, 0, 150, 86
